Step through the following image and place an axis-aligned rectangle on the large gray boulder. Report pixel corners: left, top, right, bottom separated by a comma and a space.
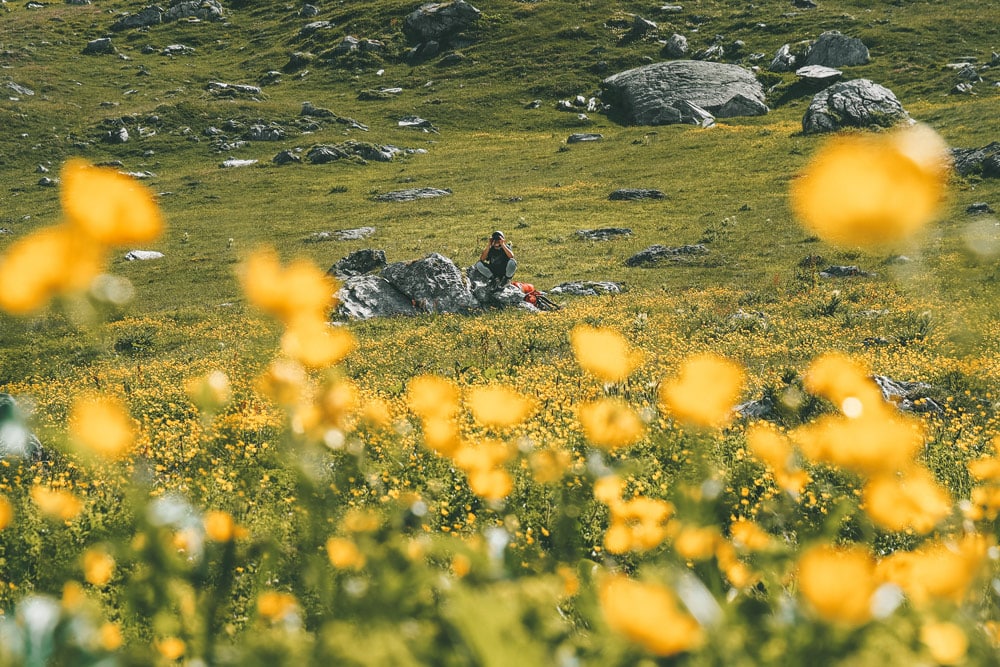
328, 249, 387, 278
403, 1, 481, 44
601, 60, 768, 126
802, 79, 910, 134
381, 253, 477, 313
111, 5, 164, 31
164, 0, 224, 22
802, 31, 870, 68
952, 142, 1000, 177
335, 275, 417, 320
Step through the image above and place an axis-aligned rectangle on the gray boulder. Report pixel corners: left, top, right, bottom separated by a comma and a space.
247, 124, 285, 141
382, 253, 477, 313
967, 202, 994, 214
335, 275, 417, 320
372, 188, 452, 202
332, 35, 360, 55
609, 188, 665, 201
769, 44, 796, 72
625, 244, 708, 266
873, 375, 942, 414
567, 133, 603, 143
206, 81, 263, 98
661, 33, 688, 58
403, 0, 481, 44
300, 4, 320, 17
105, 126, 130, 144
0, 394, 43, 461
951, 143, 1000, 177
802, 79, 910, 134
83, 38, 116, 55
601, 60, 767, 126
273, 149, 302, 165
549, 281, 624, 295
329, 249, 387, 278
795, 65, 842, 84
802, 31, 869, 68
111, 5, 164, 30
299, 20, 333, 36
577, 228, 632, 240
124, 250, 164, 261
164, 0, 224, 22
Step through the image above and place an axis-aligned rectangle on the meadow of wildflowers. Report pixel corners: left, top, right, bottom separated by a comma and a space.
0, 116, 999, 666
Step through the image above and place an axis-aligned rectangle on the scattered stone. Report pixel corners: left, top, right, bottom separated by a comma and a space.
625, 244, 708, 266
6, 82, 35, 96
164, 0, 224, 22
162, 44, 195, 56
124, 250, 164, 261
332, 35, 360, 55
954, 63, 983, 82
609, 188, 666, 201
802, 30, 869, 67
407, 40, 441, 63
372, 188, 452, 202
549, 281, 624, 295
660, 4, 683, 12
873, 375, 942, 414
567, 133, 603, 143
967, 202, 994, 214
360, 39, 386, 54
403, 0, 481, 44
307, 142, 399, 164
438, 52, 466, 66
951, 143, 1000, 177
83, 38, 115, 55
246, 124, 285, 141
601, 60, 768, 125
38, 177, 59, 187
329, 249, 387, 278
308, 227, 377, 243
661, 33, 688, 58
628, 15, 657, 38
0, 394, 44, 461
798, 254, 824, 268
299, 4, 319, 18
104, 127, 129, 144
793, 0, 817, 7
577, 228, 632, 241
111, 6, 163, 30
120, 170, 156, 179
398, 115, 439, 132
769, 43, 797, 72
818, 265, 875, 278
259, 71, 282, 86
206, 81, 263, 98
795, 64, 842, 84
36, 164, 48, 173
286, 51, 315, 69
802, 79, 910, 134
220, 158, 258, 168
273, 149, 302, 165
952, 82, 976, 95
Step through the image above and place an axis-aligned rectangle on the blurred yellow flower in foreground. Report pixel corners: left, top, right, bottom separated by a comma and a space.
730, 519, 772, 551
407, 375, 460, 419
921, 622, 968, 666
241, 248, 336, 324
82, 548, 115, 587
877, 534, 988, 606
185, 370, 232, 412
467, 385, 532, 427
453, 439, 514, 501
863, 467, 951, 534
204, 510, 236, 542
797, 544, 877, 625
790, 124, 950, 247
99, 623, 123, 652
257, 591, 299, 623
155, 637, 186, 661
673, 524, 721, 561
70, 395, 135, 460
794, 408, 923, 476
803, 353, 883, 411
578, 399, 645, 449
280, 319, 356, 368
326, 537, 366, 569
0, 225, 105, 314
0, 497, 12, 530
746, 423, 810, 495
31, 486, 83, 521
61, 158, 164, 245
600, 575, 703, 657
570, 325, 642, 383
604, 497, 674, 554
660, 353, 745, 428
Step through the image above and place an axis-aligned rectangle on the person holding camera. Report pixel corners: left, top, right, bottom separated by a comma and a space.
474, 230, 516, 289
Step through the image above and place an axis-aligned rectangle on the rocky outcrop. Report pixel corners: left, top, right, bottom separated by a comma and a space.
372, 188, 452, 202
601, 60, 768, 126
802, 79, 910, 134
328, 249, 387, 278
576, 228, 632, 240
952, 142, 1000, 177
609, 189, 666, 201
549, 281, 624, 295
802, 31, 869, 68
336, 275, 418, 319
381, 253, 478, 313
403, 1, 481, 44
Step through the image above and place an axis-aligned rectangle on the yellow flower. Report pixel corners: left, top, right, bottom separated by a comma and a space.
578, 399, 645, 449
604, 497, 674, 554
863, 468, 951, 534
61, 158, 164, 245
921, 622, 968, 666
451, 553, 472, 578
421, 416, 461, 455
529, 448, 571, 484
315, 378, 359, 430
280, 318, 356, 368
360, 398, 392, 428
155, 637, 185, 661
185, 370, 232, 412
468, 468, 513, 501
99, 623, 123, 651
82, 548, 115, 587
0, 225, 105, 314
0, 496, 12, 530
257, 591, 299, 623
61, 581, 86, 611
69, 395, 135, 460
241, 249, 336, 324
326, 537, 366, 569
790, 124, 950, 247
406, 375, 460, 419
797, 544, 877, 625
673, 524, 720, 561
660, 353, 745, 428
570, 324, 642, 383
793, 409, 923, 476
256, 358, 308, 406
877, 534, 988, 606
730, 519, 771, 551
467, 385, 532, 427
341, 509, 380, 533
599, 575, 704, 657
204, 510, 236, 542
746, 423, 810, 495
802, 353, 883, 412
31, 485, 83, 521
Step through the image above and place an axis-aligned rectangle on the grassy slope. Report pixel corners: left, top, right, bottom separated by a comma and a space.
0, 0, 998, 382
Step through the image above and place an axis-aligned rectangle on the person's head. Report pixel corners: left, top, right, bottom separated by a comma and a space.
491, 230, 505, 245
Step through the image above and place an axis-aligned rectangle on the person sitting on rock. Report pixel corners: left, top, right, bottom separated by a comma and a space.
474, 230, 516, 289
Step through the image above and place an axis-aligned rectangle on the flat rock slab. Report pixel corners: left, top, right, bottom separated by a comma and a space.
803, 79, 909, 134
372, 188, 452, 202
625, 244, 708, 266
967, 202, 994, 214
403, 0, 481, 44
576, 228, 633, 240
305, 227, 376, 243
220, 158, 258, 168
819, 265, 876, 278
124, 250, 164, 261
795, 65, 842, 83
601, 60, 768, 126
609, 188, 666, 201
567, 133, 603, 143
549, 281, 625, 295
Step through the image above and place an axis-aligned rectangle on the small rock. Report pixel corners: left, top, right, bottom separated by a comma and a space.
299, 20, 333, 36
398, 115, 438, 132
967, 202, 994, 214
661, 33, 688, 58
952, 82, 976, 95
795, 64, 842, 83
220, 158, 258, 168
818, 265, 875, 278
625, 244, 708, 266
38, 177, 59, 187
372, 188, 452, 202
548, 281, 625, 296
273, 149, 302, 165
524, 99, 542, 109
161, 44, 195, 56
329, 249, 387, 278
6, 82, 35, 96
83, 38, 115, 55
124, 250, 164, 261
299, 4, 319, 18
609, 188, 666, 201
307, 227, 376, 243
567, 133, 603, 143
660, 4, 683, 12
104, 126, 129, 144
576, 228, 632, 241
